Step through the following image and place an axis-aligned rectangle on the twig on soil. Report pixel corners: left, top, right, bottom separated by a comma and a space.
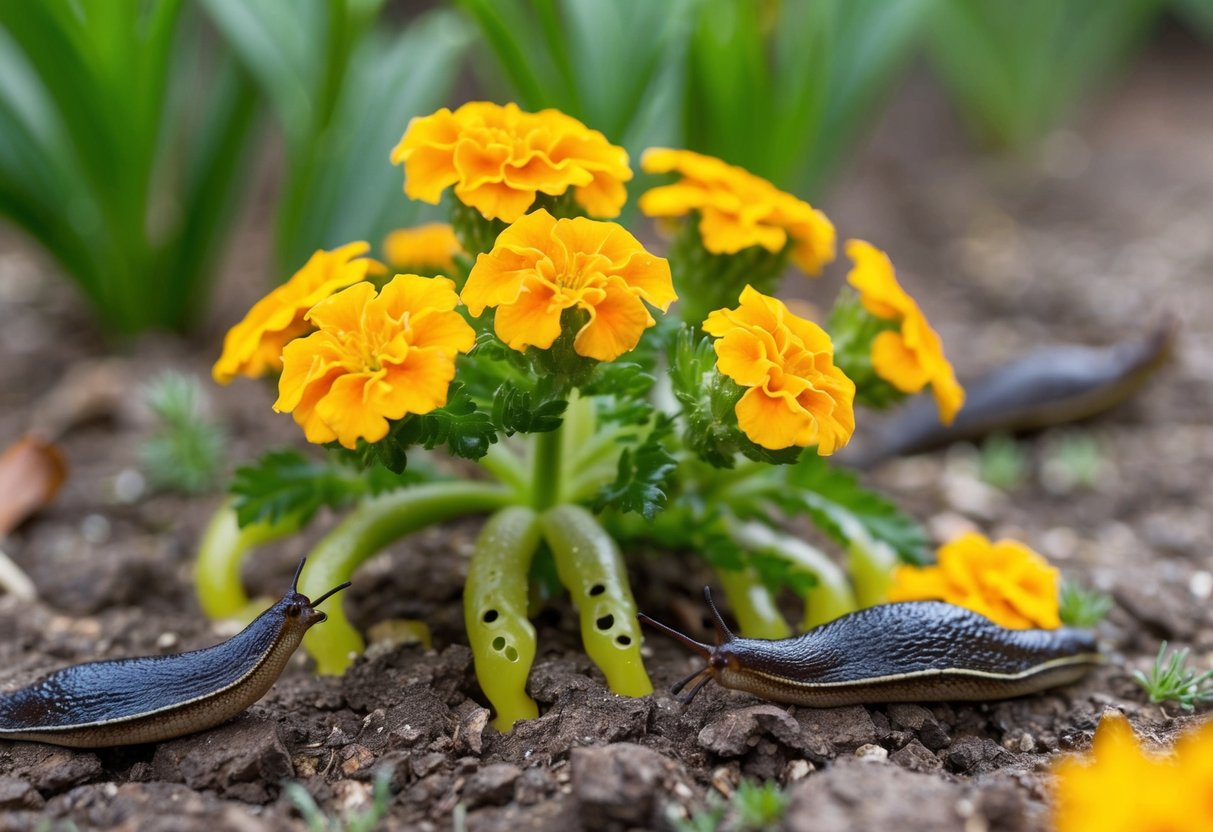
0, 548, 36, 601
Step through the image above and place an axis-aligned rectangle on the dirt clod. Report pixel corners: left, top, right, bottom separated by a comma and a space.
0, 775, 44, 810
151, 716, 292, 802
571, 743, 692, 832
463, 762, 522, 807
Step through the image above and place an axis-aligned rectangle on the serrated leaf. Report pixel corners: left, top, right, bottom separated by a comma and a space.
230, 449, 357, 527
775, 455, 930, 564
593, 414, 677, 520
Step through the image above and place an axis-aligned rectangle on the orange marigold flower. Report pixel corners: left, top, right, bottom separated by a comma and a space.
273, 274, 475, 449
383, 223, 461, 274
703, 286, 855, 454
461, 209, 675, 362
888, 532, 1060, 629
390, 102, 632, 223
638, 148, 836, 275
1052, 711, 1213, 832
845, 239, 965, 424
212, 242, 382, 385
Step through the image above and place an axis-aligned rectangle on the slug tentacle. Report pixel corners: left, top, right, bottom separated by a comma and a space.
640, 590, 1101, 708
0, 557, 348, 748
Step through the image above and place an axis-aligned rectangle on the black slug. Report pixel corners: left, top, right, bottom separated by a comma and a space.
849, 318, 1175, 467
0, 558, 349, 748
639, 588, 1101, 707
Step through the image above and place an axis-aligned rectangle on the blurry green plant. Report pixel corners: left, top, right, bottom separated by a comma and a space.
1059, 580, 1113, 628
285, 765, 393, 832
670, 779, 790, 832
977, 433, 1028, 491
684, 0, 938, 196
140, 371, 226, 495
199, 0, 471, 271
926, 0, 1161, 148
0, 1, 260, 334
1175, 0, 1213, 37
458, 0, 937, 199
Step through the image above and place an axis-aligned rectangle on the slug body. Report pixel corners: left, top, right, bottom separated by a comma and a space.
0, 560, 349, 748
851, 320, 1174, 467
640, 590, 1100, 707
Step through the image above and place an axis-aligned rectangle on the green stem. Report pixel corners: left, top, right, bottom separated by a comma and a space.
530, 427, 563, 510
299, 482, 513, 674
716, 568, 792, 639
195, 499, 301, 620
477, 442, 529, 497
728, 520, 858, 629
847, 532, 898, 609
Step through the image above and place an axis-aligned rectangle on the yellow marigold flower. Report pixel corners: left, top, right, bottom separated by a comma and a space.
461, 209, 675, 362
1052, 711, 1213, 832
638, 148, 836, 275
273, 274, 475, 449
703, 286, 856, 454
212, 242, 382, 385
390, 102, 632, 223
888, 531, 1060, 629
383, 223, 461, 275
845, 239, 965, 424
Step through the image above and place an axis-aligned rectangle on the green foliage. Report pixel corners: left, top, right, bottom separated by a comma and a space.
139, 373, 226, 494
199, 1, 470, 269
926, 0, 1161, 148
230, 448, 423, 527
1134, 641, 1213, 711
685, 0, 939, 196
670, 779, 790, 832
594, 414, 678, 520
1059, 580, 1113, 628
0, 1, 259, 334
978, 434, 1028, 491
1043, 432, 1104, 493
285, 764, 394, 832
768, 455, 931, 565
827, 291, 904, 410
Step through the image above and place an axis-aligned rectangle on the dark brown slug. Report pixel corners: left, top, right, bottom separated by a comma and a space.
0, 558, 349, 748
849, 318, 1176, 468
639, 588, 1101, 707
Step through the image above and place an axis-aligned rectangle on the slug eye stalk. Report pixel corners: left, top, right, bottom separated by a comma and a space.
638, 586, 738, 704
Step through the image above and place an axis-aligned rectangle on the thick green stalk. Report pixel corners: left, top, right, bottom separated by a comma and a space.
848, 531, 898, 608
716, 567, 792, 639
728, 520, 857, 629
465, 506, 543, 731
542, 504, 652, 697
530, 427, 563, 510
298, 482, 512, 674
195, 500, 301, 619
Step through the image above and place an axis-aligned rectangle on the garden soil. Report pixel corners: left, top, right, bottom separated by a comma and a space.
1, 31, 1211, 832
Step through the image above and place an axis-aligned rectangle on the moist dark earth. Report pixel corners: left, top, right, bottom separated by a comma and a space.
2, 34, 1212, 832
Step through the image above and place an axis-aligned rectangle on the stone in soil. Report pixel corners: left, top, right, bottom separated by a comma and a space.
571, 743, 694, 831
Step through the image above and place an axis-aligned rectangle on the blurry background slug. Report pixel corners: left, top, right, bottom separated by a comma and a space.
849, 318, 1176, 468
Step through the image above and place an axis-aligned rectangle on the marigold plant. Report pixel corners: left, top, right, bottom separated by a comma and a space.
838, 239, 965, 422
196, 100, 1089, 734
1051, 711, 1213, 832
213, 242, 384, 385
383, 223, 462, 276
703, 286, 854, 453
462, 210, 676, 362
888, 531, 1061, 629
391, 101, 631, 225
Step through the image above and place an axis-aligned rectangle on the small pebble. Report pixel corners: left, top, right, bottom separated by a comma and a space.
1190, 571, 1213, 601
80, 514, 111, 545
854, 744, 889, 763
112, 469, 146, 504
156, 631, 179, 650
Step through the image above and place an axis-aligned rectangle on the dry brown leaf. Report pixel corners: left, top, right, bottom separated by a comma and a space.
0, 434, 68, 537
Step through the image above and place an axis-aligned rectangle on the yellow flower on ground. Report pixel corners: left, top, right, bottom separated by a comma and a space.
1052, 711, 1213, 832
461, 209, 675, 362
390, 102, 632, 223
703, 286, 856, 454
212, 242, 383, 385
888, 531, 1060, 629
639, 148, 836, 275
845, 239, 965, 424
383, 223, 461, 275
274, 274, 475, 449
